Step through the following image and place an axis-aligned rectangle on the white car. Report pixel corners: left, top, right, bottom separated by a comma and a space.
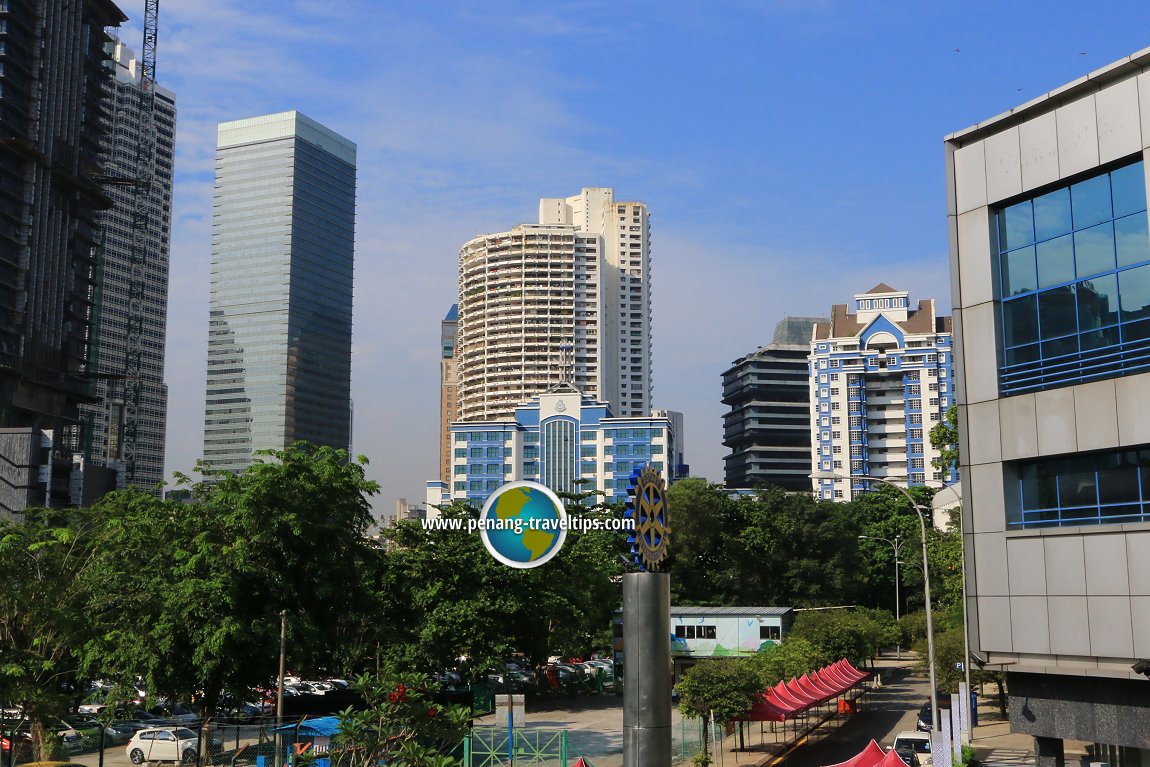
125, 727, 200, 764
892, 731, 933, 767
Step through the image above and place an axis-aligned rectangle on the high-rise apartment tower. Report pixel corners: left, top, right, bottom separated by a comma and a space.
79, 36, 176, 495
810, 285, 956, 501
203, 112, 356, 472
440, 304, 459, 483
456, 188, 651, 421
0, 0, 128, 513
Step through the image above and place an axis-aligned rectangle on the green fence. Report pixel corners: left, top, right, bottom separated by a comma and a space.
673, 717, 731, 763
463, 727, 573, 766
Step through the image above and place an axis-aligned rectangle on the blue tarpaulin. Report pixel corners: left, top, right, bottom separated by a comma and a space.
273, 716, 342, 737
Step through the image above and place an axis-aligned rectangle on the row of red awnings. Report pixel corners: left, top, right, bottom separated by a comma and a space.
739, 659, 871, 722
825, 740, 912, 767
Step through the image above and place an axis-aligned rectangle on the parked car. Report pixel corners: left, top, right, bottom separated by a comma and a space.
892, 731, 933, 767
125, 727, 201, 764
916, 702, 933, 732
149, 704, 199, 726
2, 718, 83, 755
892, 744, 920, 767
1, 729, 33, 763
108, 720, 152, 744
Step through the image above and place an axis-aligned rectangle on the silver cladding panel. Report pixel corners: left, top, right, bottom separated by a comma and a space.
622, 572, 672, 767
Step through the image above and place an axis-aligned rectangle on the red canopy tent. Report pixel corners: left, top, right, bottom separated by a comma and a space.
737, 658, 871, 722
822, 739, 887, 767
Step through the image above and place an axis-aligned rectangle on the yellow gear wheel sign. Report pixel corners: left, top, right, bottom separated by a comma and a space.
628, 464, 670, 571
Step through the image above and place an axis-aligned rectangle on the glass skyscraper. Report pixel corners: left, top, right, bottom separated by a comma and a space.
203, 112, 356, 473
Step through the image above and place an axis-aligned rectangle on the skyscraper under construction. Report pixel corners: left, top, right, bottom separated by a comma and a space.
0, 0, 131, 513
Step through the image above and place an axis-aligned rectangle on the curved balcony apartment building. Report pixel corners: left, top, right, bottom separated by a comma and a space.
456, 189, 651, 422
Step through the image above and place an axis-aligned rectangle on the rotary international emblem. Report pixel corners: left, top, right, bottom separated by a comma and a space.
625, 464, 670, 571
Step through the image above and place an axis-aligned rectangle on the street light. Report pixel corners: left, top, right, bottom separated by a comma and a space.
857, 534, 904, 659
812, 471, 940, 732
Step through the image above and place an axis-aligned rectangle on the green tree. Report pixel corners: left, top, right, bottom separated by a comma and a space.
332, 671, 470, 767
667, 482, 867, 608
930, 405, 959, 471
676, 659, 762, 760
0, 510, 94, 760
376, 493, 627, 677
746, 637, 830, 688
80, 442, 381, 714
664, 479, 739, 604
787, 609, 897, 667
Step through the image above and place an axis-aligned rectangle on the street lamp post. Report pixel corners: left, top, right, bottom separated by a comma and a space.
812, 471, 940, 732
858, 534, 903, 659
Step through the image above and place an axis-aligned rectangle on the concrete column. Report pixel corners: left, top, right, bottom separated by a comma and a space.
1035, 736, 1065, 767
623, 571, 672, 767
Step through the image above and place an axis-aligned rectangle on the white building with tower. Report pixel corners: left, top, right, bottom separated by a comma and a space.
809, 284, 956, 501
456, 188, 651, 422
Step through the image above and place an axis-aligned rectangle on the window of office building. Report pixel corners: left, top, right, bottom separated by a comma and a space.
543, 418, 576, 493
997, 160, 1150, 394
1010, 446, 1150, 528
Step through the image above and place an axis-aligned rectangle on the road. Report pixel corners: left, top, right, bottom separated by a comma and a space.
776, 662, 931, 767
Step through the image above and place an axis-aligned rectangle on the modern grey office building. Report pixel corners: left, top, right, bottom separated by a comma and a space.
0, 0, 128, 513
948, 48, 1150, 764
80, 36, 176, 495
722, 317, 826, 490
203, 112, 356, 473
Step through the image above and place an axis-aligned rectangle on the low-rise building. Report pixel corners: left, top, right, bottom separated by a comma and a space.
429, 386, 685, 507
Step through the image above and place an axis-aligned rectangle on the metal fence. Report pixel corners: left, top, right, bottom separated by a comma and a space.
5, 718, 295, 767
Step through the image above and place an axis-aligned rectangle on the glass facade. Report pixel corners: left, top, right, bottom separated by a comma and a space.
997, 161, 1150, 394
542, 418, 577, 494
1011, 446, 1150, 528
204, 113, 356, 472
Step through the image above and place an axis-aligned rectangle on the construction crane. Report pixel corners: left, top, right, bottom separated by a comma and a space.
120, 0, 160, 485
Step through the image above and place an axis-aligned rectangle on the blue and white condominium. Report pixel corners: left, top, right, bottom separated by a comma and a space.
949, 47, 1150, 765
440, 387, 684, 506
809, 285, 956, 501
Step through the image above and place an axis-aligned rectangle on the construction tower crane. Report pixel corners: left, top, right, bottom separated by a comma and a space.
120, 0, 160, 485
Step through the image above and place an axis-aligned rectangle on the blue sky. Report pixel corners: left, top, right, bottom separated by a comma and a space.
138, 0, 1150, 513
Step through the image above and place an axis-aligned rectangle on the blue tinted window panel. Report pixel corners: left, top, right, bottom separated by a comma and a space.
1071, 175, 1113, 229
1112, 163, 1147, 217
1000, 201, 1035, 249
1036, 235, 1075, 288
997, 161, 1150, 394
1003, 246, 1038, 295
1115, 214, 1150, 268
1013, 446, 1150, 528
1074, 223, 1116, 277
1033, 188, 1073, 241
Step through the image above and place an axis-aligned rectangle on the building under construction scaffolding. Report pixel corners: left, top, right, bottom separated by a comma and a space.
0, 0, 131, 514
80, 35, 176, 497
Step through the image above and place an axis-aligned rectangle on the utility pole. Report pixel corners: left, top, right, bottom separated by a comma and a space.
275, 611, 286, 767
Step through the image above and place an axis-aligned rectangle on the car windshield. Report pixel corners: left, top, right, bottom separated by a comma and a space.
173, 728, 197, 740
900, 739, 931, 753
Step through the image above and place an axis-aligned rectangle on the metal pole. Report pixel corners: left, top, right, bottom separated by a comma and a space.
622, 571, 672, 767
894, 536, 901, 660
275, 610, 286, 767
505, 659, 513, 766
916, 507, 941, 732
